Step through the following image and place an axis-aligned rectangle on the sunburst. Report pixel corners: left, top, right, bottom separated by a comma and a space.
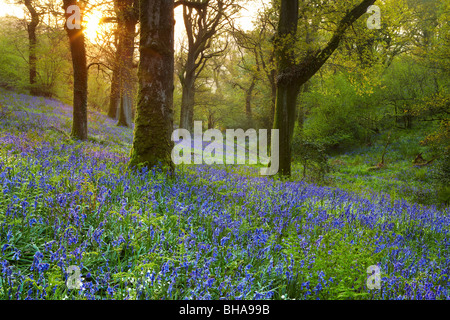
83, 10, 102, 42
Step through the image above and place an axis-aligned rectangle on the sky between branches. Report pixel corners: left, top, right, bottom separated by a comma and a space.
0, 0, 269, 46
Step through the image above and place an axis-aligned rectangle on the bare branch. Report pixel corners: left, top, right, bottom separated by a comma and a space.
175, 0, 208, 10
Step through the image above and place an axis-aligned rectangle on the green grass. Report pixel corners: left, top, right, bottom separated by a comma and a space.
296, 125, 448, 208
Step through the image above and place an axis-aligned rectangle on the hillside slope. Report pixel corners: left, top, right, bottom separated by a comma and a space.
1, 90, 449, 300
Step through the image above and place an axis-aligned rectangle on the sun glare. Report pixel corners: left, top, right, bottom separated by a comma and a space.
0, 0, 24, 18
83, 10, 102, 42
0, 0, 266, 46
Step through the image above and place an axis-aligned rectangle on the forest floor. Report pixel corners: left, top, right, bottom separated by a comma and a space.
0, 89, 449, 300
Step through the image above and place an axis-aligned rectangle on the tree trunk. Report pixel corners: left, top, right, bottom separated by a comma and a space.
297, 80, 310, 130
274, 0, 376, 176
129, 0, 174, 171
63, 0, 88, 141
117, 79, 134, 127
274, 84, 301, 176
177, 1, 228, 132
108, 30, 120, 119
269, 75, 277, 125
117, 0, 138, 128
207, 112, 215, 129
24, 0, 39, 96
179, 55, 196, 132
245, 76, 256, 121
273, 0, 299, 176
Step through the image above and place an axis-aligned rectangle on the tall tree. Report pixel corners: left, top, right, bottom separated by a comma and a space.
63, 0, 88, 140
23, 0, 40, 95
116, 0, 138, 127
274, 0, 377, 176
107, 28, 121, 119
105, 0, 139, 127
129, 0, 175, 170
178, 0, 237, 132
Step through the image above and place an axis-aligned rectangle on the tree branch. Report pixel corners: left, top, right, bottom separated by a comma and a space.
175, 0, 208, 10
87, 62, 113, 72
278, 0, 377, 86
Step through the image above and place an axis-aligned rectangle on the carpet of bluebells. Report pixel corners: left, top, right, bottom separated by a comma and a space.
0, 89, 449, 300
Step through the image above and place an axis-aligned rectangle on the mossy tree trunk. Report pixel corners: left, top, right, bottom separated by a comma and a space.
129, 0, 174, 171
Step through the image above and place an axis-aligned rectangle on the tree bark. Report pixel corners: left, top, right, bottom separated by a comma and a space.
297, 80, 310, 130
179, 53, 196, 132
63, 0, 88, 141
245, 76, 256, 121
129, 0, 175, 171
269, 73, 277, 126
107, 0, 138, 127
117, 0, 138, 127
273, 0, 300, 176
108, 30, 120, 119
24, 0, 39, 96
117, 78, 134, 127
